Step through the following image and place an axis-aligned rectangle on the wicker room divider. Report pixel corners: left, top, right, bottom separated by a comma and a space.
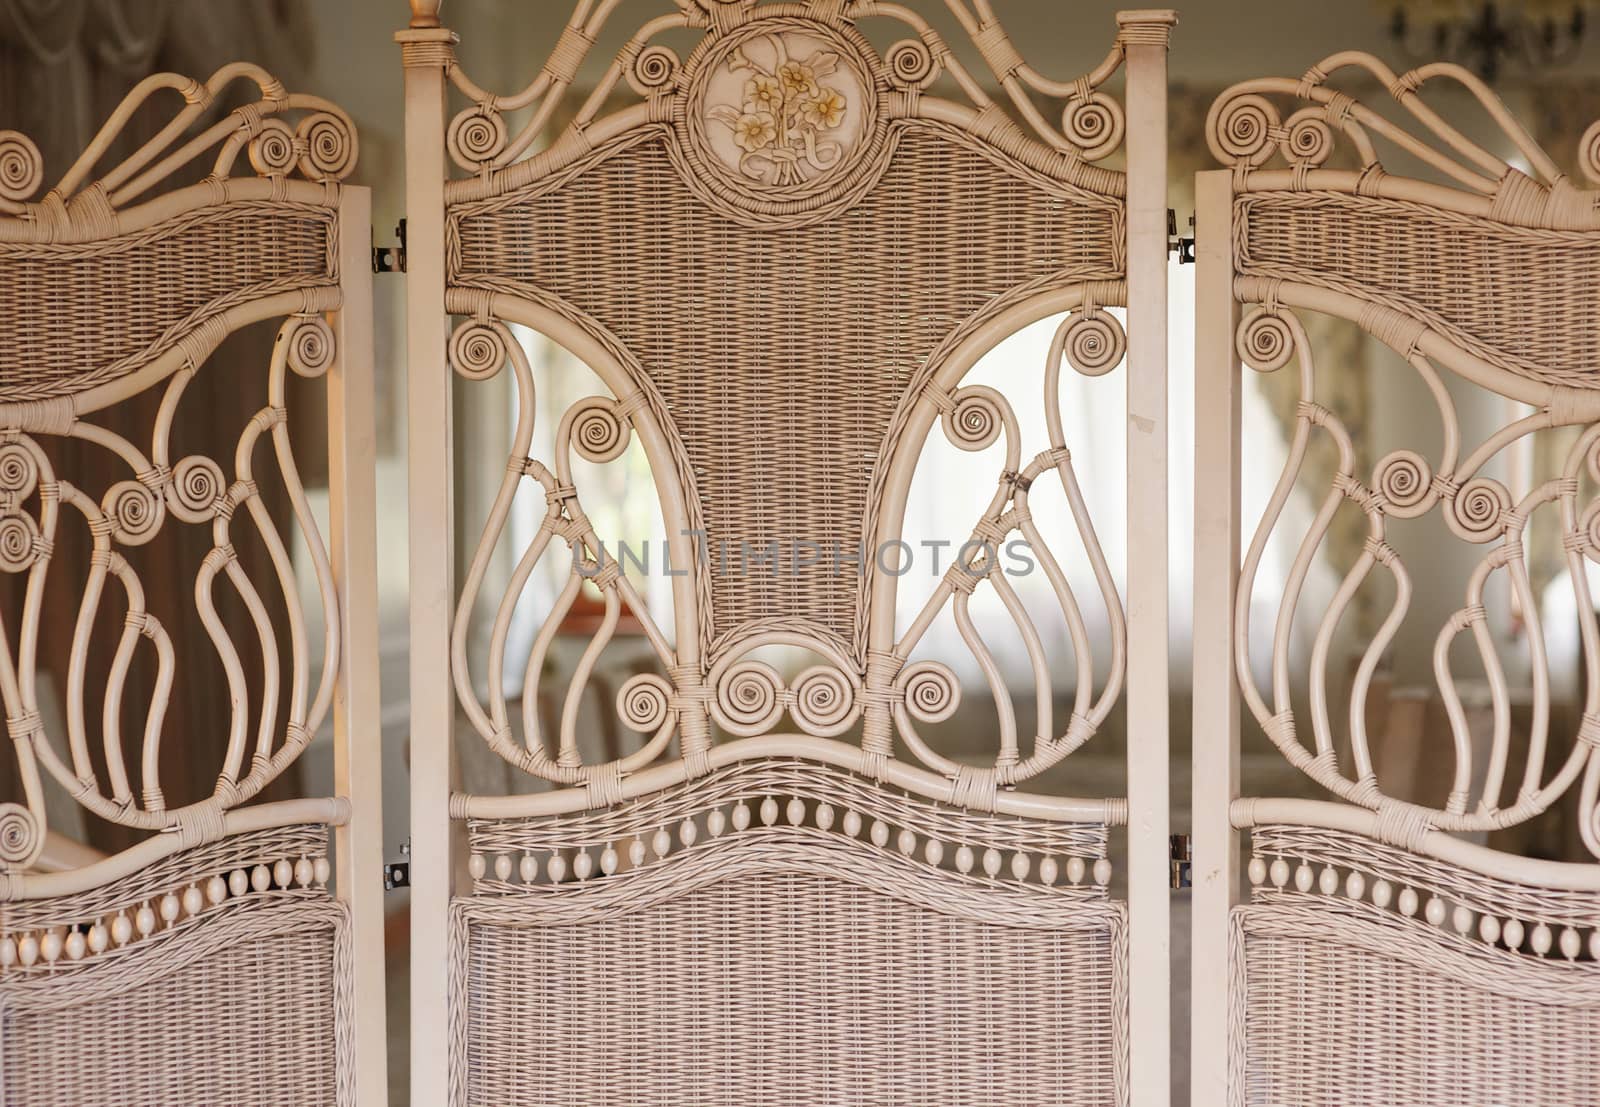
1192, 53, 1600, 1107
0, 71, 387, 1104
399, 1, 1174, 1104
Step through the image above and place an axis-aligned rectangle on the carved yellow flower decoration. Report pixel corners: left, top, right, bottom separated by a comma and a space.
777, 60, 818, 99
801, 88, 846, 130
744, 75, 783, 114
731, 111, 778, 152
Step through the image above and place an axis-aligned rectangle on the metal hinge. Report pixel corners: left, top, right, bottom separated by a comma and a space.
1169, 834, 1192, 889
383, 838, 410, 890
1167, 209, 1195, 264
372, 218, 407, 274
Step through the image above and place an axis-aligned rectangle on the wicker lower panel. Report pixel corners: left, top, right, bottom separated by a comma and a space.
1232, 900, 1600, 1107
454, 868, 1126, 1106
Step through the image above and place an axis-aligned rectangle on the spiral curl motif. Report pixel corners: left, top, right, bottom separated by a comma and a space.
1580, 120, 1600, 187
247, 119, 298, 176
295, 112, 357, 180
288, 317, 335, 377
448, 107, 508, 166
1578, 501, 1600, 566
0, 804, 42, 868
1282, 111, 1333, 167
715, 660, 785, 736
1061, 92, 1124, 161
1209, 93, 1280, 167
1372, 449, 1431, 518
448, 322, 506, 381
170, 455, 227, 521
885, 39, 937, 90
942, 386, 1006, 452
104, 480, 163, 546
617, 673, 672, 732
1444, 477, 1511, 543
1236, 310, 1294, 373
0, 442, 38, 501
899, 660, 960, 724
789, 665, 855, 736
0, 513, 41, 572
628, 46, 680, 96
0, 131, 42, 202
569, 397, 632, 464
1058, 308, 1126, 377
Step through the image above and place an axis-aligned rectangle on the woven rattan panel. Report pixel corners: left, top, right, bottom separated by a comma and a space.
0, 895, 345, 1107
451, 120, 1123, 655
0, 200, 334, 403
1236, 191, 1600, 390
1233, 900, 1600, 1107
457, 874, 1125, 1106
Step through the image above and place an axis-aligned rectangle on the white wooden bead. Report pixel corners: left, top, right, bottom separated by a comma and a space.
870, 820, 890, 848
294, 858, 315, 887
1268, 858, 1289, 888
1345, 872, 1365, 900
573, 851, 593, 881
786, 799, 805, 827
1503, 918, 1525, 949
1067, 856, 1086, 884
1532, 923, 1553, 955
1560, 927, 1581, 960
679, 818, 698, 846
159, 893, 182, 923
707, 809, 727, 837
273, 859, 294, 888
249, 865, 272, 893
0, 937, 15, 967
1317, 866, 1338, 896
1423, 897, 1445, 927
1590, 930, 1600, 961
600, 847, 618, 876
732, 803, 752, 831
981, 848, 1002, 877
897, 829, 916, 856
759, 798, 779, 826
815, 803, 834, 831
491, 854, 511, 881
111, 915, 133, 945
182, 885, 205, 916
1039, 857, 1059, 885
955, 845, 974, 874
206, 876, 228, 905
468, 854, 486, 880
651, 829, 671, 858
1093, 858, 1113, 886
19, 934, 39, 966
1397, 888, 1418, 916
41, 931, 62, 962
1010, 853, 1031, 881
1293, 863, 1313, 892
1479, 916, 1501, 945
228, 869, 250, 897
1371, 879, 1392, 909
841, 810, 861, 837
64, 931, 86, 960
1451, 905, 1473, 935
519, 854, 538, 883
87, 924, 108, 954
547, 855, 567, 882
628, 839, 647, 867
1247, 857, 1267, 885
312, 857, 331, 885
924, 839, 944, 866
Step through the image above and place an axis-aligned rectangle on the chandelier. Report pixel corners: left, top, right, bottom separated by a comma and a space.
1387, 1, 1590, 82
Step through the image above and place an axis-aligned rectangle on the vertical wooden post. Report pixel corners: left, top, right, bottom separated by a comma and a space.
398, 10, 459, 1105
1120, 10, 1176, 1106
1191, 168, 1242, 1106
330, 183, 389, 1107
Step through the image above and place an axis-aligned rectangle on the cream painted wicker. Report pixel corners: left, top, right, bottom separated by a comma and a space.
401, 1, 1174, 1104
1193, 51, 1600, 1107
0, 67, 386, 1105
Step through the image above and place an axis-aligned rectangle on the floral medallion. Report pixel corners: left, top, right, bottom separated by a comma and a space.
677, 16, 886, 226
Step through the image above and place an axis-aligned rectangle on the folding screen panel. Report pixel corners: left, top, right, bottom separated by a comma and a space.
1193, 51, 1600, 1107
400, 1, 1173, 1103
0, 70, 386, 1105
